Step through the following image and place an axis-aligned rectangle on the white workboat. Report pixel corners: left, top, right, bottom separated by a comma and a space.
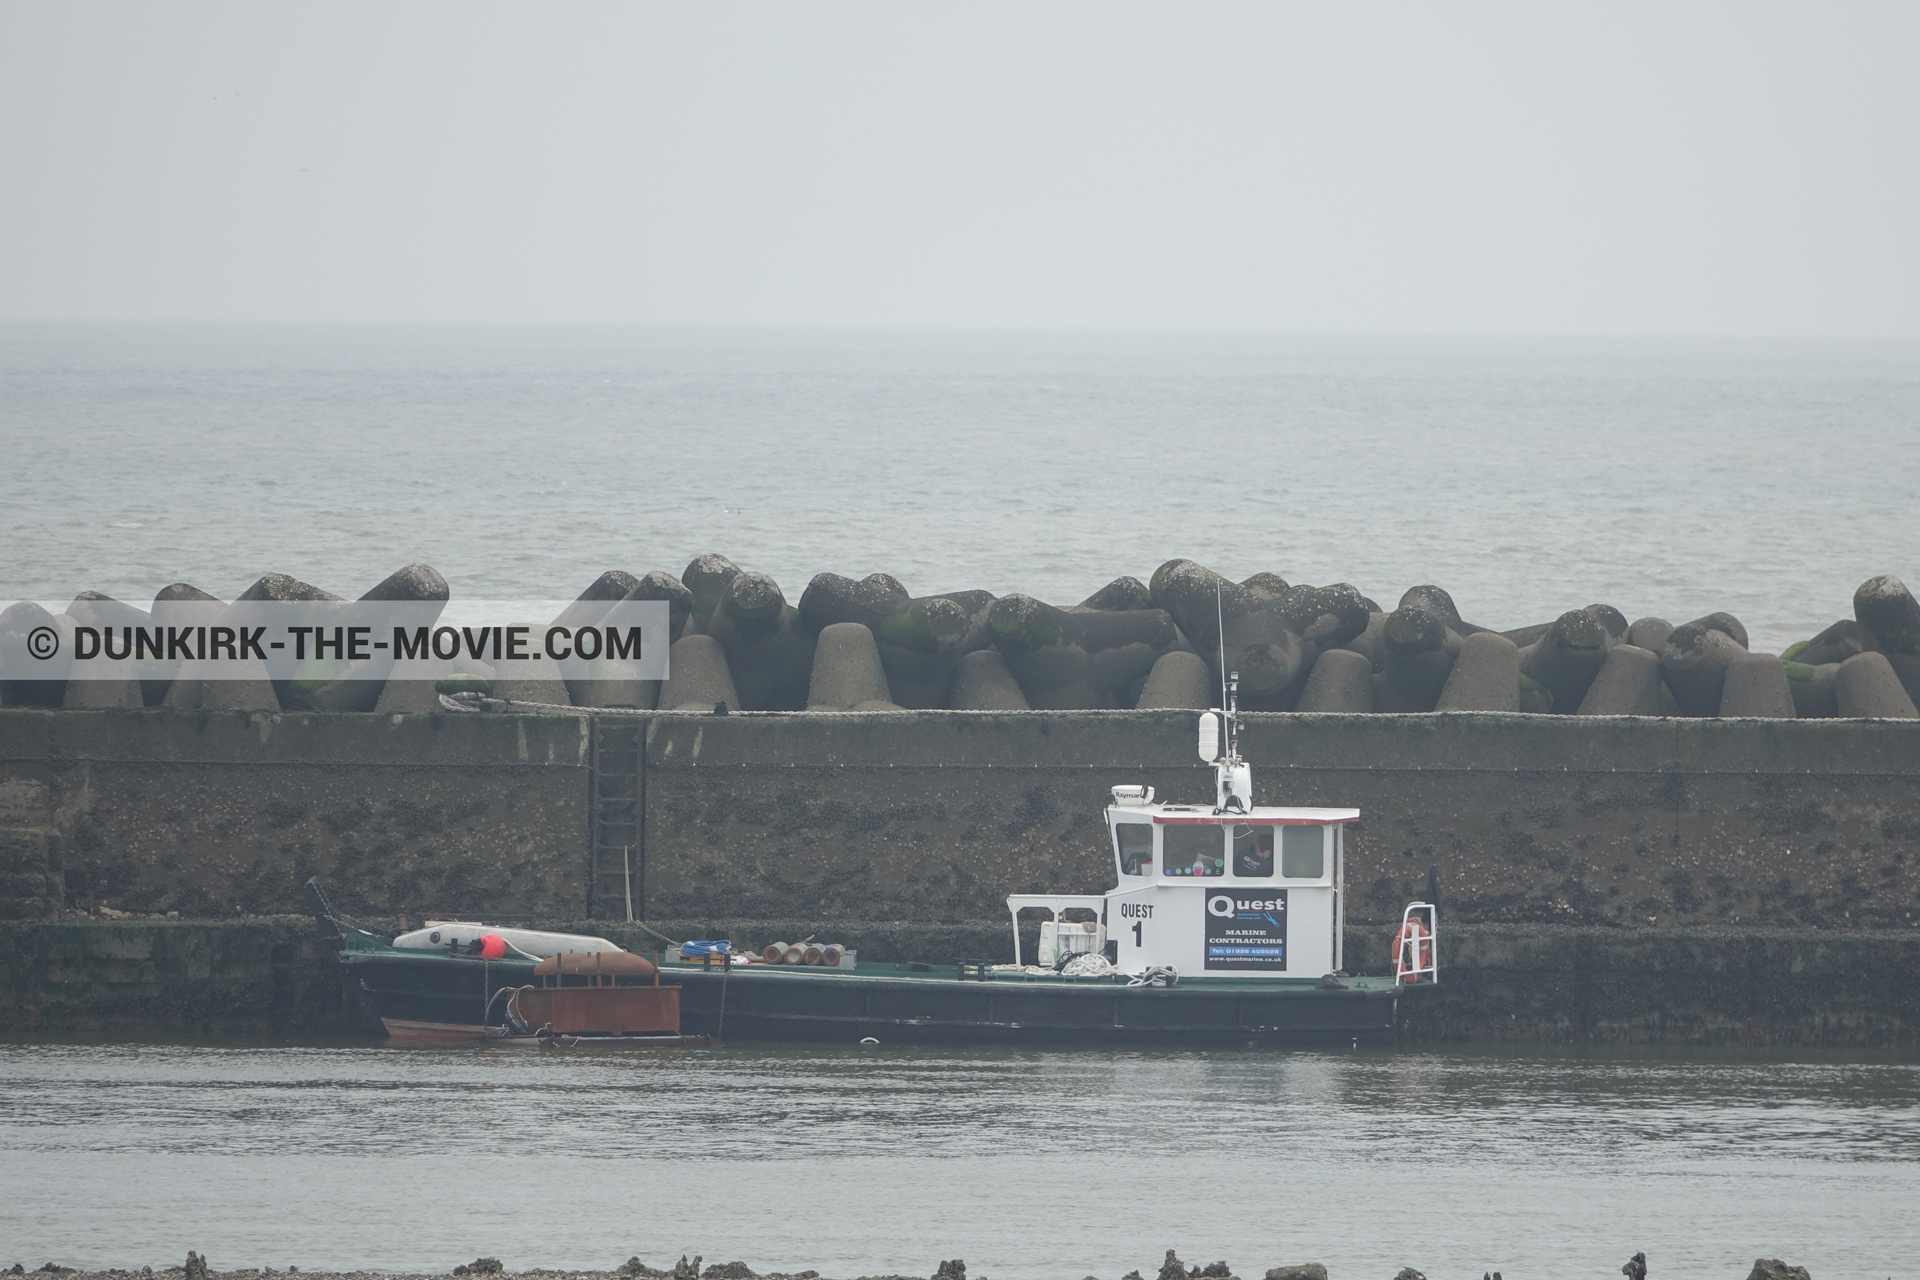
1009, 673, 1437, 991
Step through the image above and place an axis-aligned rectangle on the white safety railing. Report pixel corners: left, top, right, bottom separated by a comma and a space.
1392, 901, 1438, 985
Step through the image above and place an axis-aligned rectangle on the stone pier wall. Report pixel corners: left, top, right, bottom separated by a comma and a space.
1, 707, 1917, 932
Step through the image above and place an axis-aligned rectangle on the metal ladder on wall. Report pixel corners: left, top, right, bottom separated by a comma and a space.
588, 716, 645, 921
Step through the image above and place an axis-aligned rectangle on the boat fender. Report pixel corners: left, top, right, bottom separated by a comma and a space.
1392, 917, 1431, 981
477, 934, 507, 960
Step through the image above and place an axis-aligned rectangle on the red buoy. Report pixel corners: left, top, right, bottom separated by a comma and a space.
478, 933, 507, 959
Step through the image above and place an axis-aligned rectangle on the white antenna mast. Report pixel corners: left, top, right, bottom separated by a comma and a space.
1215, 585, 1239, 764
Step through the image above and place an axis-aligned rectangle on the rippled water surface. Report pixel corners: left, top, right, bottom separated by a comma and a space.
2, 1043, 1916, 1279
3, 325, 1919, 653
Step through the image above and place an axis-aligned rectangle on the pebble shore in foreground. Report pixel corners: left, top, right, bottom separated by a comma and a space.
4, 1248, 1817, 1280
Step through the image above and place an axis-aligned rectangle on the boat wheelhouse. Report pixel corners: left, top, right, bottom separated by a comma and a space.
1008, 686, 1388, 987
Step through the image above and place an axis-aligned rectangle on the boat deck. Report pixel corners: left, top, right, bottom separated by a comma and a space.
662, 958, 1400, 992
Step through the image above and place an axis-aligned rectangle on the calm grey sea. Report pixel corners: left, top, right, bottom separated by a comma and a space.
3, 324, 1919, 654
1, 1043, 1915, 1280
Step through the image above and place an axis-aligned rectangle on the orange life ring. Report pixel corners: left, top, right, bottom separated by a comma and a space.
1392, 917, 1431, 981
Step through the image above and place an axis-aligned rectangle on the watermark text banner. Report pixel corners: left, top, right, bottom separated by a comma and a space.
0, 600, 670, 682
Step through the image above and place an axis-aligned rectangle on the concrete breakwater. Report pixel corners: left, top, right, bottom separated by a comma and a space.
4, 558, 1919, 719
2, 707, 1918, 932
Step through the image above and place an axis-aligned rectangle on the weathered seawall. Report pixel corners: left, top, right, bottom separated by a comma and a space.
3, 707, 1916, 929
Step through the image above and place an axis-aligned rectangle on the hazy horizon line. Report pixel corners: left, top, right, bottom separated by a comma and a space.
6, 317, 1920, 345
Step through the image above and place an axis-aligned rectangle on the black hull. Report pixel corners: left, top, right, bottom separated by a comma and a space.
667, 968, 1399, 1049
338, 952, 538, 1035
337, 952, 1400, 1049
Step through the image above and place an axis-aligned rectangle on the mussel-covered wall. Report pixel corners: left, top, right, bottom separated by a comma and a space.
3, 706, 1916, 930
4, 557, 1919, 719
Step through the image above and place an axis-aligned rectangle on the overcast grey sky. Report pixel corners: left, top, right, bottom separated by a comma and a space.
3, 2, 1917, 333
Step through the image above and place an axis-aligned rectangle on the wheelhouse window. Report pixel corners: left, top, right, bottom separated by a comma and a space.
1115, 823, 1153, 877
1232, 825, 1274, 877
1163, 823, 1224, 877
1281, 825, 1326, 879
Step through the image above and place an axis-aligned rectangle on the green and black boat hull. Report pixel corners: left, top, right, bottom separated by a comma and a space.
665, 963, 1400, 1049
334, 947, 1400, 1048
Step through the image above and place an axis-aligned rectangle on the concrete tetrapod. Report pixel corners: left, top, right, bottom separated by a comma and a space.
1718, 653, 1796, 718
681, 554, 742, 634
1134, 650, 1215, 710
1339, 611, 1387, 672
1659, 623, 1747, 717
987, 594, 1176, 709
143, 583, 222, 706
871, 591, 994, 708
1397, 584, 1487, 635
1520, 609, 1612, 713
658, 634, 740, 712
66, 591, 152, 632
1853, 574, 1920, 653
175, 573, 326, 713
1577, 645, 1669, 715
626, 570, 695, 642
1627, 617, 1674, 653
1289, 584, 1374, 654
1685, 611, 1750, 650
1585, 603, 1630, 645
1785, 661, 1840, 718
554, 571, 653, 710
798, 572, 911, 635
1081, 608, 1181, 706
61, 646, 144, 709
707, 572, 816, 711
1077, 576, 1153, 612
1148, 559, 1302, 704
947, 648, 1030, 710
1241, 571, 1291, 601
306, 565, 451, 713
806, 622, 900, 712
60, 593, 148, 709
1144, 560, 1329, 707
986, 594, 1095, 708
1295, 647, 1375, 713
1148, 558, 1249, 654
1788, 619, 1862, 666
262, 571, 364, 711
238, 571, 347, 717
1502, 621, 1553, 650
1217, 604, 1307, 709
1435, 631, 1521, 712
1833, 651, 1919, 718
0, 603, 67, 707
1853, 574, 1920, 705
1374, 608, 1459, 712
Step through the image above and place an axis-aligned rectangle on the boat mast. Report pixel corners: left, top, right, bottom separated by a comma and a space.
1213, 586, 1249, 813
